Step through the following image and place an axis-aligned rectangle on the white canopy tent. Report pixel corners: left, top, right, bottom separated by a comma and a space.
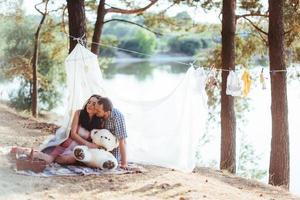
40, 44, 208, 172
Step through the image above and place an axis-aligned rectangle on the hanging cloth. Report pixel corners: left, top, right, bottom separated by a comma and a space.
241, 69, 252, 97
40, 43, 208, 172
226, 70, 242, 96
259, 68, 266, 90
206, 68, 219, 89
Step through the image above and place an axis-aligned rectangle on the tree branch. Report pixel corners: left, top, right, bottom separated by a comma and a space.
158, 2, 176, 15
241, 16, 268, 35
284, 28, 294, 35
106, 0, 158, 14
236, 13, 268, 19
35, 0, 49, 41
104, 18, 162, 36
61, 5, 68, 34
48, 5, 65, 13
34, 2, 46, 15
256, 29, 268, 45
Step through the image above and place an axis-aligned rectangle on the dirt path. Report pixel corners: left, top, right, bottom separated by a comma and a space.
0, 103, 299, 200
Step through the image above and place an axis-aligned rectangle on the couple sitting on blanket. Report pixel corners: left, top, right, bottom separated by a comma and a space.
16, 95, 128, 170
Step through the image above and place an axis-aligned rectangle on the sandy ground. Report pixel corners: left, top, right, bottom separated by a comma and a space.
0, 103, 299, 200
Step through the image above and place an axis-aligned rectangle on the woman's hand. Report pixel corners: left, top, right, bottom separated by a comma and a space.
86, 142, 98, 149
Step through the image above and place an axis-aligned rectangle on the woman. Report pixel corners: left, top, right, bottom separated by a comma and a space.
15, 94, 102, 165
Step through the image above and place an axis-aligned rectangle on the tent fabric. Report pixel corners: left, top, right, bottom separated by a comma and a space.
40, 44, 207, 172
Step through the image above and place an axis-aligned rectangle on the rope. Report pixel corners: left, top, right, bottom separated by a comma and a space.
66, 33, 299, 74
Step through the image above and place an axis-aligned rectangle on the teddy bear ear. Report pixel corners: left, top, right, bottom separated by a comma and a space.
90, 130, 97, 138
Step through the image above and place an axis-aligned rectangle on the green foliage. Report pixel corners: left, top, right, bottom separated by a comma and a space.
119, 30, 157, 58
175, 11, 192, 21
103, 14, 218, 57
99, 35, 119, 57
174, 11, 193, 28
294, 46, 300, 62
0, 0, 24, 18
200, 0, 222, 10
239, 0, 263, 14
284, 0, 300, 53
237, 135, 267, 180
143, 13, 179, 33
167, 35, 210, 55
2, 20, 35, 59
198, 44, 222, 68
199, 24, 267, 69
235, 33, 266, 67
9, 79, 31, 110
103, 22, 136, 39
85, 0, 98, 11
0, 13, 66, 111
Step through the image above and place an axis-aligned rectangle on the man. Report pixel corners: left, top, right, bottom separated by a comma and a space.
95, 97, 128, 169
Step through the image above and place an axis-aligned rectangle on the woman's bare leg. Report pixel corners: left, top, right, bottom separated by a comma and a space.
55, 155, 77, 165
13, 147, 55, 164
32, 151, 55, 164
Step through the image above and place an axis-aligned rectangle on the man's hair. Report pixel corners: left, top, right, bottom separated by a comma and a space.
97, 97, 113, 112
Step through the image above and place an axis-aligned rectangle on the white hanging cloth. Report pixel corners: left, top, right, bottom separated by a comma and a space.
40, 44, 208, 172
39, 44, 106, 150
226, 70, 242, 96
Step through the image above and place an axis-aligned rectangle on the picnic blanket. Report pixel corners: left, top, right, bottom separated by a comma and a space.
0, 146, 145, 177
15, 163, 144, 177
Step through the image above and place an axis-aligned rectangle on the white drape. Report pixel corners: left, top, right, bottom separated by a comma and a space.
41, 44, 207, 172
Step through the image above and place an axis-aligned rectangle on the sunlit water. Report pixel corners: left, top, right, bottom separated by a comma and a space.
0, 61, 299, 195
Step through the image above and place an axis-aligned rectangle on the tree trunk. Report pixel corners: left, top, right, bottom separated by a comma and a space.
67, 0, 87, 53
91, 0, 106, 54
268, 0, 289, 188
31, 33, 38, 117
220, 0, 236, 173
31, 1, 48, 117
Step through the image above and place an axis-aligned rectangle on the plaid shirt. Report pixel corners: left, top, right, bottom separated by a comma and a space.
103, 108, 127, 162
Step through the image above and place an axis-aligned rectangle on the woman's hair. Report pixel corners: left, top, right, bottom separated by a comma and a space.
82, 94, 101, 110
79, 94, 102, 131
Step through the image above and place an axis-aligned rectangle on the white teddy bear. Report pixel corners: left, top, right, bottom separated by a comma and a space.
73, 129, 119, 170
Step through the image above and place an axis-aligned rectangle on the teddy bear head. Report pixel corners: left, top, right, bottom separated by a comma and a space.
90, 129, 119, 152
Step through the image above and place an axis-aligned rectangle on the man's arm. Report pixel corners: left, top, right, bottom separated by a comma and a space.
114, 111, 128, 168
119, 138, 127, 168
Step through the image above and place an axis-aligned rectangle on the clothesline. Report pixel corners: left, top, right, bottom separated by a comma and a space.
65, 33, 300, 74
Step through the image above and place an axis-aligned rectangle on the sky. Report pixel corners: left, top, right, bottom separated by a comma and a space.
22, 0, 269, 24
22, 0, 221, 24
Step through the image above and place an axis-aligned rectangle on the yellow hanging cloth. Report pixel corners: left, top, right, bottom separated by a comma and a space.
241, 69, 252, 97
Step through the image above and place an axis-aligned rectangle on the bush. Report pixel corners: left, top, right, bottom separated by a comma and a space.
294, 47, 300, 62
99, 35, 118, 57
119, 30, 157, 58
9, 79, 31, 110
179, 38, 202, 55
167, 35, 209, 55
